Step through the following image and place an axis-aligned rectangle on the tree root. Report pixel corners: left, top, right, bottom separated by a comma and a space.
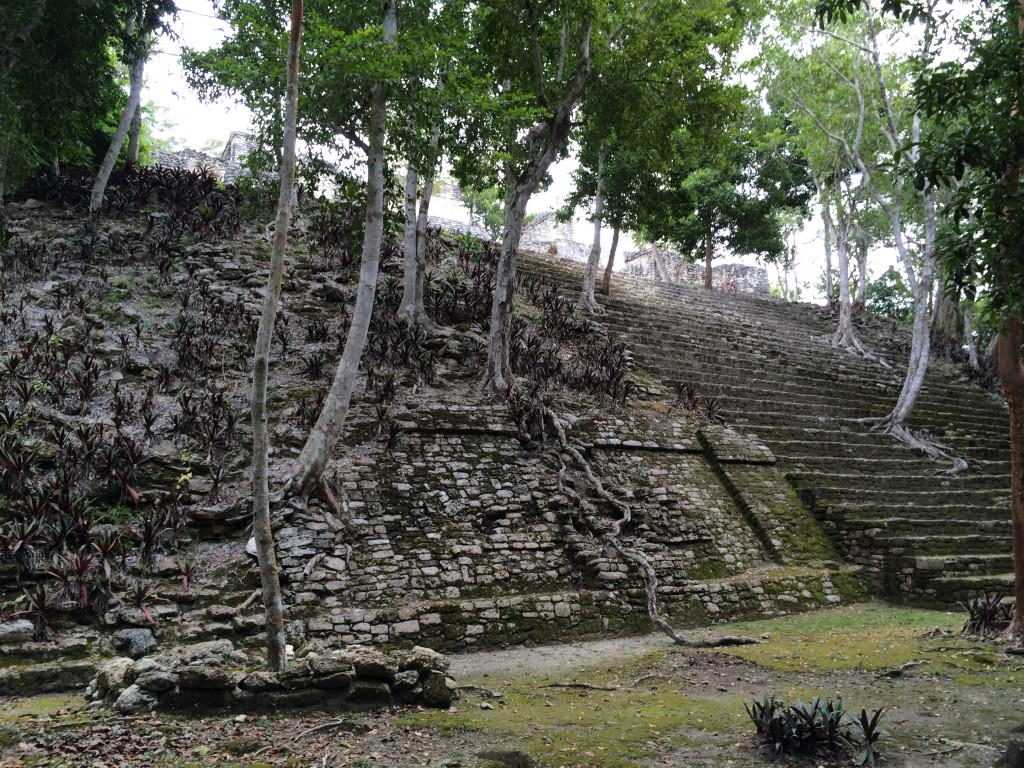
577, 295, 605, 315
859, 414, 968, 474
831, 328, 892, 369
538, 682, 634, 692
543, 408, 759, 649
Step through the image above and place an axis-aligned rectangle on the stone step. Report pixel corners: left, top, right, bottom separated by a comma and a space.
806, 485, 1008, 508
882, 534, 1009, 555
833, 502, 1010, 522
909, 553, 1014, 576
775, 451, 1008, 473
682, 373, 1004, 421
728, 410, 1006, 439
847, 516, 1011, 535
765, 438, 1006, 462
640, 368, 1007, 428
927, 572, 1016, 598
788, 470, 1010, 492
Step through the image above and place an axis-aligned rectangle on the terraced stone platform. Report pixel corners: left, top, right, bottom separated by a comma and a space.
521, 253, 1013, 604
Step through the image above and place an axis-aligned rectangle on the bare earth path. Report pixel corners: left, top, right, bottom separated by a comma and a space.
451, 632, 675, 681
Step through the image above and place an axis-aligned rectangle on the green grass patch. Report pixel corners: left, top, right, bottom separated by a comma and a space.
0, 694, 85, 723
403, 677, 751, 767
705, 602, 964, 672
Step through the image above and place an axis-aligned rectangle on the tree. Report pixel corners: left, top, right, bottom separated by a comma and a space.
0, 0, 123, 199
90, 0, 177, 212
475, 1, 594, 394
250, 0, 303, 672
461, 185, 505, 237
631, 103, 811, 290
762, 27, 884, 353
905, 0, 1024, 641
570, 0, 755, 310
776, 0, 957, 464
288, 0, 398, 495
187, 0, 410, 495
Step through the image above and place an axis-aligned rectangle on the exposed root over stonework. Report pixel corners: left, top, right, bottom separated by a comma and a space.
543, 408, 759, 649
576, 294, 606, 315
859, 413, 968, 475
830, 328, 892, 370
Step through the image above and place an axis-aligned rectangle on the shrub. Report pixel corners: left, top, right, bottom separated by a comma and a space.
746, 694, 884, 765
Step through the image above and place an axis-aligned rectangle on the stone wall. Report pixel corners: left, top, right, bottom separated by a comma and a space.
623, 248, 770, 294
87, 640, 456, 715
274, 405, 859, 650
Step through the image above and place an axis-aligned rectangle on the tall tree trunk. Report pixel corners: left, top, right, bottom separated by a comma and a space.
820, 189, 835, 305
856, 238, 867, 308
398, 164, 418, 321
650, 242, 672, 284
288, 0, 396, 495
406, 114, 441, 326
578, 147, 605, 313
999, 316, 1024, 641
485, 188, 532, 393
250, 0, 303, 673
413, 159, 436, 323
127, 102, 142, 167
964, 301, 980, 371
90, 51, 145, 211
831, 211, 857, 348
703, 222, 714, 290
600, 224, 619, 295
482, 18, 592, 396
889, 254, 934, 426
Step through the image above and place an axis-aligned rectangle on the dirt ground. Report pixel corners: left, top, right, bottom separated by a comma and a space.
1, 603, 1022, 768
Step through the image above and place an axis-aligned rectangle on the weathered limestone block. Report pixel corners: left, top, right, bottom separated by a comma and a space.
113, 684, 159, 714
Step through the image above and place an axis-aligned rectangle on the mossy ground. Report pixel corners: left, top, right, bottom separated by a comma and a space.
2, 603, 1022, 767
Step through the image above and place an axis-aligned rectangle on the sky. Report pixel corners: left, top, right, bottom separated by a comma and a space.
144, 0, 893, 306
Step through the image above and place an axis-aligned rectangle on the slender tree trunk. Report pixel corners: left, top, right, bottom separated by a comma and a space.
250, 0, 303, 673
578, 148, 605, 313
998, 316, 1024, 640
413, 161, 436, 323
600, 224, 619, 295
288, 0, 396, 495
964, 302, 980, 370
890, 255, 934, 425
481, 18, 592, 396
90, 52, 145, 211
651, 242, 672, 284
703, 222, 714, 290
820, 189, 835, 305
127, 102, 143, 166
398, 164, 418, 321
410, 115, 441, 325
832, 212, 856, 348
856, 238, 867, 308
484, 189, 530, 393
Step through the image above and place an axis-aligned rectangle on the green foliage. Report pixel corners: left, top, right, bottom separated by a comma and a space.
745, 693, 883, 763
912, 2, 1024, 321
0, 1, 123, 193
460, 185, 504, 238
865, 265, 913, 321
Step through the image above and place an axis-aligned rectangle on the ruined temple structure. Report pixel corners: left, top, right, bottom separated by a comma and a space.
0, 207, 1011, 700
521, 255, 1010, 604
267, 256, 1010, 651
274, 406, 850, 650
624, 245, 771, 294
149, 131, 255, 183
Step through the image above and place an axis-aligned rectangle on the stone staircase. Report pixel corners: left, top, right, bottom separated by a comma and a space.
519, 254, 1013, 605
